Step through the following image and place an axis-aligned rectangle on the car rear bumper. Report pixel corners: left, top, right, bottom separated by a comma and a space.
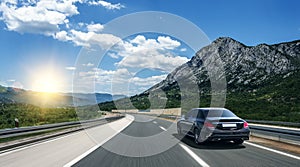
203, 128, 250, 142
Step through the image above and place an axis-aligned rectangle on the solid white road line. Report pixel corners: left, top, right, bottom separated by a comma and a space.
63, 115, 134, 167
153, 121, 157, 124
179, 143, 210, 167
245, 141, 300, 160
159, 126, 167, 131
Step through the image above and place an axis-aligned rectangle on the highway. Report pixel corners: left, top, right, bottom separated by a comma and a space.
1, 114, 299, 167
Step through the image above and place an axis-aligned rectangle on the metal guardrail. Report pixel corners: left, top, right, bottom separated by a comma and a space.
249, 125, 300, 136
0, 115, 125, 152
249, 124, 300, 145
247, 119, 300, 128
0, 115, 124, 138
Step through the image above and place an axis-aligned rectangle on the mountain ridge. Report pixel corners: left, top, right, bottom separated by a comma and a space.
98, 37, 300, 122
0, 85, 125, 107
149, 37, 300, 93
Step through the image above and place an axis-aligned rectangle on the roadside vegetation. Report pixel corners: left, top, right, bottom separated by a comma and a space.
0, 103, 102, 129
98, 70, 300, 123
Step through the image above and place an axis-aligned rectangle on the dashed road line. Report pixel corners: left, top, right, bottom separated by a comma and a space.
179, 143, 210, 167
159, 126, 167, 131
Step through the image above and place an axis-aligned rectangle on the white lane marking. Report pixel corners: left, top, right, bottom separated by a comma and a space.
64, 114, 134, 167
159, 126, 167, 131
153, 121, 157, 124
245, 141, 300, 160
179, 143, 210, 167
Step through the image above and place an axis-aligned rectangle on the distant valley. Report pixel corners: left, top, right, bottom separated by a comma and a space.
0, 85, 125, 107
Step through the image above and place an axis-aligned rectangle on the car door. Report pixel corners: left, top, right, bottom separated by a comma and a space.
196, 109, 205, 130
183, 109, 198, 134
180, 110, 192, 134
188, 110, 198, 134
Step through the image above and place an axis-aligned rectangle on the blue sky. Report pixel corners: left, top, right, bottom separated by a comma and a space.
0, 0, 299, 95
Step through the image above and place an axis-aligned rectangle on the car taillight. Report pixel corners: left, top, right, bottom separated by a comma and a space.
244, 121, 249, 128
204, 122, 214, 128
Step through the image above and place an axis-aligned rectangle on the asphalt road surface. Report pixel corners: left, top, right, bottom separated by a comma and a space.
0, 114, 299, 167
74, 114, 299, 167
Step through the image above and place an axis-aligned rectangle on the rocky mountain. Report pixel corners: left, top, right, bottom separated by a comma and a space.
150, 37, 300, 93
99, 37, 300, 122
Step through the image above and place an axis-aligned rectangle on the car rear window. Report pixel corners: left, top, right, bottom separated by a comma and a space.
202, 109, 237, 118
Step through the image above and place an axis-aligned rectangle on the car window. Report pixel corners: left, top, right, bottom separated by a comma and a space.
197, 110, 205, 119
185, 110, 192, 118
202, 109, 237, 118
191, 110, 198, 118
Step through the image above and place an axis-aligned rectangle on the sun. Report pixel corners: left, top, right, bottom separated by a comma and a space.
31, 71, 62, 93
33, 78, 59, 93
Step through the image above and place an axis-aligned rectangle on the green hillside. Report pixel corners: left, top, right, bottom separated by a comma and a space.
98, 70, 300, 123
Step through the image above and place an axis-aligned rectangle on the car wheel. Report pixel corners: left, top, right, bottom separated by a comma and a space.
194, 128, 200, 144
177, 126, 182, 136
234, 139, 244, 144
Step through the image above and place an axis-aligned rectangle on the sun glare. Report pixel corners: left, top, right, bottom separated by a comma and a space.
32, 71, 62, 93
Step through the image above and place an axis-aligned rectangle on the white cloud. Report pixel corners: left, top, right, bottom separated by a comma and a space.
157, 36, 180, 50
3, 0, 18, 5
117, 52, 188, 72
36, 0, 79, 16
130, 75, 167, 87
73, 34, 189, 94
66, 29, 122, 48
0, 0, 123, 37
78, 22, 85, 27
87, 23, 104, 33
55, 30, 71, 41
88, 0, 124, 10
69, 29, 95, 47
90, 32, 122, 48
112, 35, 189, 73
74, 67, 168, 95
0, 0, 80, 36
82, 63, 94, 67
53, 28, 122, 49
107, 52, 119, 59
180, 48, 187, 52
65, 66, 76, 70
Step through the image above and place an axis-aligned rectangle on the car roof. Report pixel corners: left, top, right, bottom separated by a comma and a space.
192, 107, 227, 110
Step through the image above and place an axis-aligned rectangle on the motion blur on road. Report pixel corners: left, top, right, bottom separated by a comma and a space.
1, 114, 299, 167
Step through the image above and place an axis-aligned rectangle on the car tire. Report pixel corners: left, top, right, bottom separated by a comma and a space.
234, 139, 244, 144
194, 128, 200, 144
177, 126, 182, 136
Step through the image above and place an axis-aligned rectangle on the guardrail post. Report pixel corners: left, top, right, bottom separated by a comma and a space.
14, 118, 19, 128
